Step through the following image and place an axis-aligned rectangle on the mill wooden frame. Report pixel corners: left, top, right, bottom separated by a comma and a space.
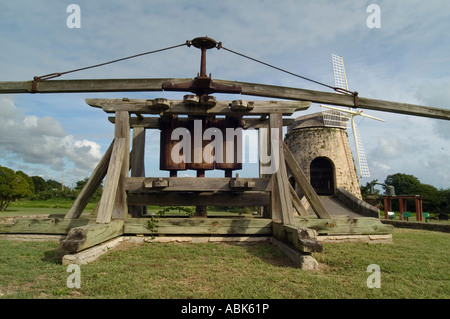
65, 97, 330, 226
4, 73, 445, 254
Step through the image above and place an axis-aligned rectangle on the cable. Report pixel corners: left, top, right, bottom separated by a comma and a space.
219, 45, 337, 91
33, 38, 358, 105
34, 41, 190, 81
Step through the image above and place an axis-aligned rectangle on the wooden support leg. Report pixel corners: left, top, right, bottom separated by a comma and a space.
112, 111, 130, 220
65, 139, 114, 219
270, 113, 295, 225
289, 184, 309, 216
60, 220, 124, 253
282, 141, 331, 219
259, 126, 274, 219
129, 126, 147, 217
96, 111, 130, 223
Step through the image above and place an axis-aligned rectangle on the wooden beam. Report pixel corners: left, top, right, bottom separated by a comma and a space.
289, 184, 309, 216
127, 192, 270, 207
112, 111, 130, 220
65, 139, 114, 219
0, 217, 94, 234
259, 128, 276, 219
108, 116, 295, 129
87, 98, 310, 116
131, 127, 146, 178
215, 79, 450, 121
272, 223, 323, 253
96, 112, 129, 223
282, 141, 331, 219
0, 78, 188, 94
124, 218, 272, 236
270, 113, 295, 225
2, 77, 447, 119
294, 216, 395, 235
60, 220, 124, 253
125, 177, 271, 192
129, 126, 146, 217
96, 138, 125, 223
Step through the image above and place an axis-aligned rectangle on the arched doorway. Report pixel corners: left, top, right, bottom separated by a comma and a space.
310, 157, 335, 195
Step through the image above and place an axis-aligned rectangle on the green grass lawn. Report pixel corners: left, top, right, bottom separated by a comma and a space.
2, 200, 249, 218
0, 228, 448, 299
380, 211, 450, 225
1, 200, 97, 217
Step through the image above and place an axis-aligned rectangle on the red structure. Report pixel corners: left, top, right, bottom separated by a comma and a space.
382, 195, 424, 221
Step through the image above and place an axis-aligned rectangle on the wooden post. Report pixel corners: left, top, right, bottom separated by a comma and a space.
129, 126, 147, 217
96, 111, 129, 223
270, 113, 295, 225
282, 141, 331, 219
65, 139, 114, 219
415, 196, 423, 221
259, 127, 274, 219
383, 196, 392, 219
112, 111, 130, 220
399, 197, 407, 220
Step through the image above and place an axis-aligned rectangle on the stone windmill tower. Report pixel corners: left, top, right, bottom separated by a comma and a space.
285, 111, 363, 200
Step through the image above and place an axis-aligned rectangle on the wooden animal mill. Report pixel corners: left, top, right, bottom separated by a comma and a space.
1, 37, 450, 268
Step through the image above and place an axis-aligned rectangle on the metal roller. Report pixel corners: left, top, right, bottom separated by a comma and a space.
214, 117, 243, 177
159, 116, 187, 177
186, 116, 215, 176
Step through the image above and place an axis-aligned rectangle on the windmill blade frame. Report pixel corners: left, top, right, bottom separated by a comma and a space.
322, 54, 386, 179
351, 116, 371, 178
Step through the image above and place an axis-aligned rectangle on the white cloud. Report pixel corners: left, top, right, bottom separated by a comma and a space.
415, 78, 450, 140
0, 97, 102, 182
370, 135, 422, 160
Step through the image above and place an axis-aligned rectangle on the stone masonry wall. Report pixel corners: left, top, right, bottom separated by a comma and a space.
285, 126, 362, 200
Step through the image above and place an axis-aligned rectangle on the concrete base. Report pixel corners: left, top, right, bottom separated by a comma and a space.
62, 236, 123, 265
0, 234, 65, 242
269, 237, 319, 270
317, 234, 393, 244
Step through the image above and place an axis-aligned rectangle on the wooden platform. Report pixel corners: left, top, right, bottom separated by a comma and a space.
0, 216, 272, 236
0, 215, 393, 236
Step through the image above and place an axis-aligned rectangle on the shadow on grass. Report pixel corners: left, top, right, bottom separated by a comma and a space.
224, 241, 298, 268
42, 248, 65, 265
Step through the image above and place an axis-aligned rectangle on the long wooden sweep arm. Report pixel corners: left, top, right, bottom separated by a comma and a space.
0, 78, 449, 120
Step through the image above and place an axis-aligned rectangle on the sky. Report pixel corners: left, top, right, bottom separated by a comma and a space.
0, 0, 449, 190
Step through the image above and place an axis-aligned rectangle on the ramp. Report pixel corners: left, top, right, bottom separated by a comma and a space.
319, 196, 367, 218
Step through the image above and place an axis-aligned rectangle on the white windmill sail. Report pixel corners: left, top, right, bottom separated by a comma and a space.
332, 54, 348, 92
352, 119, 370, 178
321, 54, 384, 179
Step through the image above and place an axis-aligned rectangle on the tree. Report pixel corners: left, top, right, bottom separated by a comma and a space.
16, 170, 35, 194
45, 179, 63, 190
384, 173, 421, 196
414, 183, 440, 212
31, 176, 48, 193
0, 166, 15, 211
436, 189, 450, 215
0, 166, 33, 211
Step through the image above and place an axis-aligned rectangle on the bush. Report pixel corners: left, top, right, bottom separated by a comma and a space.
29, 188, 77, 201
